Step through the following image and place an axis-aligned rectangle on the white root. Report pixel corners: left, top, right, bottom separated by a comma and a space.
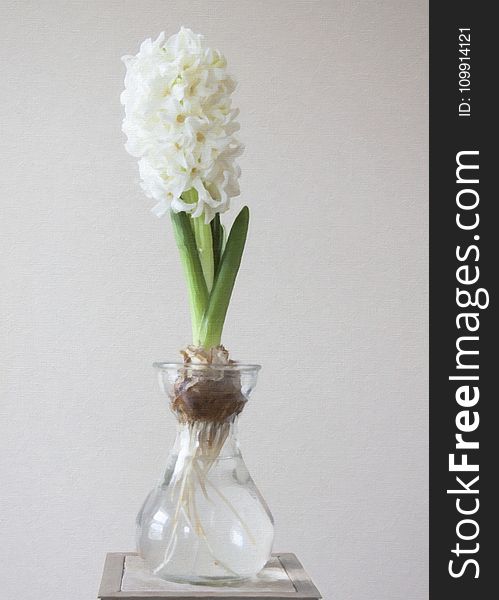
156, 420, 255, 578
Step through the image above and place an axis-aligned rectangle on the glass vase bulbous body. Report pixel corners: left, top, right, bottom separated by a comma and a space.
136, 363, 274, 584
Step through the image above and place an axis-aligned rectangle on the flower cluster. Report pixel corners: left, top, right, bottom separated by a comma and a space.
121, 27, 243, 222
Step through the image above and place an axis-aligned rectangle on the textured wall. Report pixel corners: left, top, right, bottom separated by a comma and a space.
0, 1, 428, 599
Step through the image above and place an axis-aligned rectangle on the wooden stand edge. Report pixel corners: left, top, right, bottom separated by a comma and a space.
98, 552, 322, 600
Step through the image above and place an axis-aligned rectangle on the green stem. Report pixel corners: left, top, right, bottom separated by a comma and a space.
198, 206, 249, 348
192, 216, 214, 292
170, 211, 209, 344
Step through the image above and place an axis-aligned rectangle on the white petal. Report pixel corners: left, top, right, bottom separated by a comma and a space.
121, 27, 243, 219
151, 199, 169, 217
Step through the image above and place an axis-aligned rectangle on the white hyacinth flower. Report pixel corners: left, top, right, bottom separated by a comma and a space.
121, 27, 243, 222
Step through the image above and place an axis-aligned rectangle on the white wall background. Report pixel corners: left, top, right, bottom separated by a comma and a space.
0, 1, 428, 599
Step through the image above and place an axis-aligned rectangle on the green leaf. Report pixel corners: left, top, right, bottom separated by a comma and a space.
198, 206, 249, 348
210, 213, 224, 277
170, 211, 209, 344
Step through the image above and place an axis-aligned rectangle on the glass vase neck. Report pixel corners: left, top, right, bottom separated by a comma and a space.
173, 419, 241, 460
154, 362, 261, 424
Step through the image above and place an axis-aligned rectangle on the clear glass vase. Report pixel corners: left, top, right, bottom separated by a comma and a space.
136, 362, 274, 584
